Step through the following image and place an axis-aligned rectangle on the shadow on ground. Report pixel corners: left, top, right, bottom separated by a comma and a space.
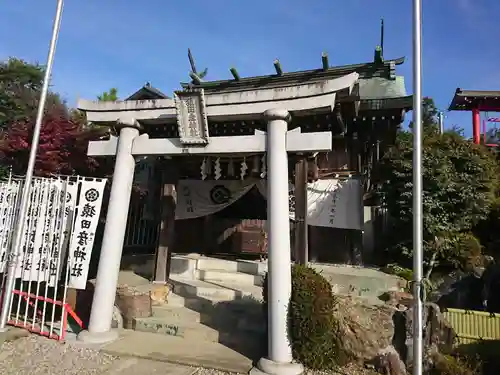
455, 340, 500, 374
170, 278, 266, 362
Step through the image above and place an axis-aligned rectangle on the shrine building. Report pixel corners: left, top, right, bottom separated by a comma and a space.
75, 47, 412, 373
449, 88, 500, 145
96, 50, 412, 271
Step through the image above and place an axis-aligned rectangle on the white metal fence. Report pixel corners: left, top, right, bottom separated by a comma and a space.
0, 174, 106, 340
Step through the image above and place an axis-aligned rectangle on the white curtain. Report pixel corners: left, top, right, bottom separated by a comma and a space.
175, 179, 257, 220
304, 179, 363, 230
259, 178, 363, 230
176, 178, 363, 230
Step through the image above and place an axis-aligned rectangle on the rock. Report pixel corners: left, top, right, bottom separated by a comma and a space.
111, 305, 123, 329
333, 296, 395, 363
393, 302, 456, 368
115, 285, 152, 328
372, 346, 407, 375
380, 291, 414, 308
332, 296, 455, 372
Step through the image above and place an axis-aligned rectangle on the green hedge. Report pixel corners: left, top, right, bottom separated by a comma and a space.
262, 264, 346, 369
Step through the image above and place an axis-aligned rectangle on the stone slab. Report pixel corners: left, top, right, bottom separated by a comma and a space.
0, 327, 30, 345
132, 317, 220, 342
104, 357, 196, 375
151, 305, 203, 322
197, 269, 264, 287
101, 330, 254, 373
170, 278, 263, 301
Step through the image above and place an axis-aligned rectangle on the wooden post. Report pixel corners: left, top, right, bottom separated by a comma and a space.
153, 161, 178, 283
294, 157, 308, 265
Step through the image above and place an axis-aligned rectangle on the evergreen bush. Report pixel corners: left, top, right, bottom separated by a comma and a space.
262, 264, 346, 369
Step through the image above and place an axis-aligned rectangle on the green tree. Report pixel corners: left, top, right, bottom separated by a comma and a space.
0, 58, 66, 130
97, 88, 118, 102
376, 99, 499, 269
408, 97, 440, 133
70, 88, 119, 128
0, 58, 114, 179
69, 108, 86, 125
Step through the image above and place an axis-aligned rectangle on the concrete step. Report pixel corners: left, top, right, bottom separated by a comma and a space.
165, 292, 264, 320
196, 269, 264, 287
152, 301, 266, 332
133, 316, 220, 342
170, 277, 263, 302
312, 264, 405, 298
169, 255, 403, 300
132, 314, 265, 344
197, 257, 267, 276
151, 305, 204, 322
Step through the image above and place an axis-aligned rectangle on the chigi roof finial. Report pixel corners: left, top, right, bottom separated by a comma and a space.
187, 48, 208, 86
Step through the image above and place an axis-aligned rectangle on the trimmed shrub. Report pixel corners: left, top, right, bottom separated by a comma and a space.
430, 353, 478, 375
262, 264, 345, 369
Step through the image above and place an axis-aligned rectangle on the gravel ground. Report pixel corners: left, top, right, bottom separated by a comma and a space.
0, 335, 198, 375
0, 335, 377, 375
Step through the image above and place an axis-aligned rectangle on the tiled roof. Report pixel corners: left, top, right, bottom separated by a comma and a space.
180, 57, 405, 93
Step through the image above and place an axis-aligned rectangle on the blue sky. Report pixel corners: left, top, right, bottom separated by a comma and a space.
1, 0, 499, 135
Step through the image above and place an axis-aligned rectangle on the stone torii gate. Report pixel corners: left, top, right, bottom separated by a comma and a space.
76, 72, 359, 375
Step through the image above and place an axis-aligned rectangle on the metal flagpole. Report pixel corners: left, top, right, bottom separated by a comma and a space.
412, 0, 424, 374
0, 0, 65, 330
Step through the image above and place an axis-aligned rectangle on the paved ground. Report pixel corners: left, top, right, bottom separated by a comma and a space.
0, 332, 377, 375
100, 330, 255, 373
0, 335, 226, 375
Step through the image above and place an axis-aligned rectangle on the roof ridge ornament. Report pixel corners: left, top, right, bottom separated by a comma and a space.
187, 48, 208, 86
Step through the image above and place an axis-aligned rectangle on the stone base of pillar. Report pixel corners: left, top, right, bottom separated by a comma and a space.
249, 357, 304, 375
77, 329, 119, 344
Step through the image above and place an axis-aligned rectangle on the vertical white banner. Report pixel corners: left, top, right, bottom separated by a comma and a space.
17, 179, 50, 281
42, 179, 64, 286
0, 181, 20, 273
48, 180, 78, 286
68, 178, 106, 289
0, 182, 7, 272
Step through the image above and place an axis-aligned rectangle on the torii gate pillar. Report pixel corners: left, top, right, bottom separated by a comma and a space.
77, 118, 140, 344
255, 109, 303, 375
75, 72, 357, 374
77, 111, 327, 375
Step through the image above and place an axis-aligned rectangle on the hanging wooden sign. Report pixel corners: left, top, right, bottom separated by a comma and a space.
174, 88, 210, 145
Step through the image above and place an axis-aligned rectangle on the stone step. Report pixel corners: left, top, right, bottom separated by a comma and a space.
165, 292, 264, 320
170, 277, 263, 302
132, 315, 265, 345
151, 305, 204, 322
169, 255, 403, 300
164, 292, 189, 307
197, 257, 267, 276
312, 264, 405, 298
152, 301, 266, 331
133, 316, 220, 342
196, 269, 264, 287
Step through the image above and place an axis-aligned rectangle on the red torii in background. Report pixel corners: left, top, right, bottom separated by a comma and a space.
449, 88, 500, 145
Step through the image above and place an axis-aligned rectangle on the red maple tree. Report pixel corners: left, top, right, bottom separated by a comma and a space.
0, 114, 112, 178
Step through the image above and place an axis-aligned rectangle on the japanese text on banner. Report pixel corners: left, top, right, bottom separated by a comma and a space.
68, 178, 106, 289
